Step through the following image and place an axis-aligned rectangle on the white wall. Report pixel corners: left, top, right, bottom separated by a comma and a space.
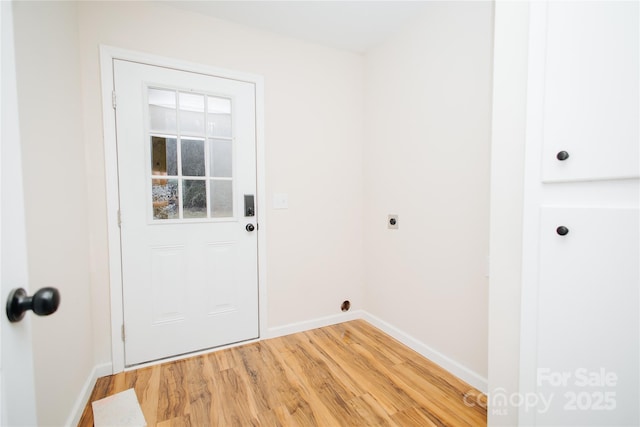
76, 1, 366, 364
363, 2, 493, 385
12, 2, 94, 425
10, 1, 496, 422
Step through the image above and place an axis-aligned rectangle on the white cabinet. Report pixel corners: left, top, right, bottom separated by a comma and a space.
541, 2, 639, 183
535, 207, 639, 425
520, 2, 639, 425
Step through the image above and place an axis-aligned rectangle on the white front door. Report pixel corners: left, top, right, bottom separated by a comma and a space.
1, 1, 38, 424
114, 59, 259, 366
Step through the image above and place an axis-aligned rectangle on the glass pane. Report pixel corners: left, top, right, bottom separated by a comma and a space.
149, 89, 176, 133
207, 97, 231, 137
179, 92, 205, 135
210, 139, 232, 178
182, 180, 207, 218
181, 139, 205, 176
151, 137, 177, 176
211, 180, 233, 218
152, 179, 178, 220
208, 97, 231, 113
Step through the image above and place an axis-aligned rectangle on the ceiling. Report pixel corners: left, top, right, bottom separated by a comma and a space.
165, 1, 432, 54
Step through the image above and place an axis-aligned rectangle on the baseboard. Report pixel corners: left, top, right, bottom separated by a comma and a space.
65, 362, 112, 427
76, 310, 485, 424
361, 311, 488, 393
266, 309, 364, 339
266, 310, 487, 393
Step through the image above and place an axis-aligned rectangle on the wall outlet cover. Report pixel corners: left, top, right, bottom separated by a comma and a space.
273, 193, 289, 209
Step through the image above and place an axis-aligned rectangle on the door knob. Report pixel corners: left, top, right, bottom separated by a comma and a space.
246, 224, 255, 232
556, 226, 569, 236
6, 287, 60, 323
556, 151, 570, 161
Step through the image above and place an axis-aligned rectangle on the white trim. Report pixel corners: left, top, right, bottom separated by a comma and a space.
99, 47, 124, 374
265, 310, 487, 393
518, 3, 545, 425
266, 310, 364, 339
73, 312, 487, 423
99, 45, 267, 373
362, 312, 488, 393
64, 362, 112, 427
255, 80, 268, 343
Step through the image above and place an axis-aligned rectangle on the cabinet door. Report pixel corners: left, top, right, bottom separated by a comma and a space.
535, 206, 639, 425
541, 2, 639, 183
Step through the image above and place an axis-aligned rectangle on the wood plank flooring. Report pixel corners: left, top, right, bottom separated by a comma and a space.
78, 320, 486, 426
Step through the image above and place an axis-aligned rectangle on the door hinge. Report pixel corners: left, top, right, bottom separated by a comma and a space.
121, 324, 125, 342
112, 90, 117, 109
117, 210, 122, 228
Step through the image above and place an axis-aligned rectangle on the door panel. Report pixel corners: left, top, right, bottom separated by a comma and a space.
114, 60, 258, 366
150, 245, 186, 324
541, 2, 639, 182
535, 206, 639, 425
205, 242, 238, 314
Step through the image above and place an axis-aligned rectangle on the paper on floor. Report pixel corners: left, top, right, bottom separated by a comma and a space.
91, 388, 147, 427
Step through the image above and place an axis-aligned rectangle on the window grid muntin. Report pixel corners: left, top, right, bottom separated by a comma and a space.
148, 86, 234, 222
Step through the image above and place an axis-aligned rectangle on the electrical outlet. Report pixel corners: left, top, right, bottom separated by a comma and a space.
388, 214, 398, 229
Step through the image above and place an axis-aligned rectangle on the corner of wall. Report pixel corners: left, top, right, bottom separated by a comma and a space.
266, 309, 488, 392
361, 0, 492, 388
362, 312, 488, 393
65, 362, 112, 427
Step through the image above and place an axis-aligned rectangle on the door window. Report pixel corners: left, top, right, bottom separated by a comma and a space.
148, 87, 234, 221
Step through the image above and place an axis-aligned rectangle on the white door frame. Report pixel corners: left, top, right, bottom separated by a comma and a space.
100, 45, 267, 373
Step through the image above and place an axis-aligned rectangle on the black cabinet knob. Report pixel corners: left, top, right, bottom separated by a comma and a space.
246, 224, 255, 232
6, 287, 60, 323
556, 151, 570, 161
556, 226, 569, 236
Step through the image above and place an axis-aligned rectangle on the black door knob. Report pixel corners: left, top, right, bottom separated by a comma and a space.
556, 151, 570, 161
246, 224, 255, 232
6, 287, 60, 323
556, 226, 569, 236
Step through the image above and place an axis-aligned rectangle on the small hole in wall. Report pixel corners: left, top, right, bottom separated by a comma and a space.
341, 300, 351, 312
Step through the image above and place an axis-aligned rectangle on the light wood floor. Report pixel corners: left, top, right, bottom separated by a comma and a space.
79, 320, 486, 426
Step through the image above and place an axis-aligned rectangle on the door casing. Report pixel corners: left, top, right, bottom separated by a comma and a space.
100, 45, 267, 373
